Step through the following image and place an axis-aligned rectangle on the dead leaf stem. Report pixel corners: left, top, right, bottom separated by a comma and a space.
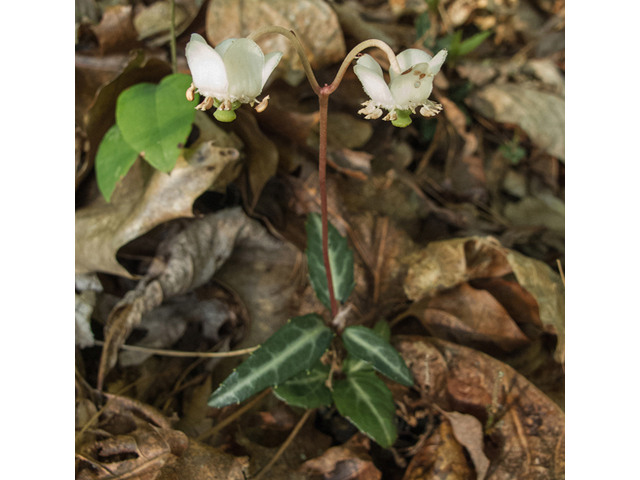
251, 409, 314, 480
94, 340, 259, 358
197, 389, 271, 442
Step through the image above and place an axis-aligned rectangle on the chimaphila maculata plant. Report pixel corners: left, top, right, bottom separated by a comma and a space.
186, 27, 447, 450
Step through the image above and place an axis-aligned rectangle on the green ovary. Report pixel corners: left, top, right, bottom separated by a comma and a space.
391, 110, 412, 128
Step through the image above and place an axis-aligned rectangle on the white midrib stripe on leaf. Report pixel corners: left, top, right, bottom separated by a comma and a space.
349, 376, 394, 445
347, 331, 404, 380
328, 238, 350, 301
216, 324, 326, 403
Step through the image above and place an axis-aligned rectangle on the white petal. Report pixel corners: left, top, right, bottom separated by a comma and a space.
354, 64, 395, 107
428, 49, 448, 75
389, 62, 434, 108
215, 38, 237, 58
261, 51, 283, 89
356, 54, 385, 79
391, 49, 433, 81
185, 34, 228, 98
224, 38, 264, 100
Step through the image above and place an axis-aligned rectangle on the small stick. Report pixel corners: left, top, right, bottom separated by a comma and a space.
251, 409, 314, 480
93, 340, 258, 358
197, 389, 271, 442
556, 259, 565, 286
169, 0, 177, 73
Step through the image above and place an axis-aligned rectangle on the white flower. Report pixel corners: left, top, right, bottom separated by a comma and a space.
185, 34, 283, 121
354, 48, 447, 127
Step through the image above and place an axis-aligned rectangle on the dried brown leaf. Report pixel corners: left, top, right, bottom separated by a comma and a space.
97, 207, 253, 388
396, 337, 565, 479
75, 119, 241, 278
404, 237, 512, 300
403, 418, 474, 480
205, 0, 345, 85
300, 433, 381, 480
403, 236, 564, 363
444, 412, 490, 480
415, 282, 530, 352
90, 5, 140, 55
466, 84, 565, 160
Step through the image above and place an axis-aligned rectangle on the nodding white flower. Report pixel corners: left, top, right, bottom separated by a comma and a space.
185, 34, 283, 122
354, 48, 447, 127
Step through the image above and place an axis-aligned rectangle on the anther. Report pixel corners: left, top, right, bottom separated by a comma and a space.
186, 83, 196, 102
254, 95, 270, 113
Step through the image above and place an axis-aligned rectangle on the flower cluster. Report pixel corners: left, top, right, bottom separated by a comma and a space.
354, 48, 447, 127
185, 34, 282, 122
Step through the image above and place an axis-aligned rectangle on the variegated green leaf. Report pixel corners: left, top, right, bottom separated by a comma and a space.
332, 372, 397, 448
342, 326, 413, 387
273, 360, 332, 409
373, 319, 391, 342
305, 212, 355, 310
208, 314, 333, 408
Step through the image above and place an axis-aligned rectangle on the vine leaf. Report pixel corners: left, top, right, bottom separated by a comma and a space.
95, 125, 139, 202
96, 73, 196, 201
116, 73, 195, 172
342, 326, 414, 387
208, 314, 333, 408
305, 212, 355, 310
331, 372, 397, 448
273, 360, 332, 409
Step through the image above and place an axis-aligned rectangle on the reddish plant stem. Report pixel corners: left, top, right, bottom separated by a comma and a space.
318, 90, 339, 318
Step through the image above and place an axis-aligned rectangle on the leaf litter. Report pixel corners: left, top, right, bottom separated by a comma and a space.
76, 0, 564, 478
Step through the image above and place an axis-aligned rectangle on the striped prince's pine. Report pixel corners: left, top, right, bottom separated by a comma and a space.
331, 371, 398, 448
208, 314, 333, 408
305, 212, 355, 311
341, 326, 414, 387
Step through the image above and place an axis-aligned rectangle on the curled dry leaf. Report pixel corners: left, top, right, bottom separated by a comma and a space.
300, 433, 381, 480
98, 207, 254, 389
403, 236, 564, 364
233, 109, 279, 209
444, 411, 490, 480
466, 83, 565, 161
403, 417, 474, 480
76, 393, 249, 480
79, 52, 172, 177
395, 336, 565, 480
90, 5, 140, 55
205, 0, 346, 85
76, 114, 242, 278
413, 282, 530, 353
134, 0, 205, 46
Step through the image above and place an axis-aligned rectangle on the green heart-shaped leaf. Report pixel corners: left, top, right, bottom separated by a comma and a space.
208, 314, 333, 408
95, 125, 139, 202
116, 73, 195, 172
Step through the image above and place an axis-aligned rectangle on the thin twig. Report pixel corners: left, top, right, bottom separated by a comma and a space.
93, 340, 259, 358
197, 388, 271, 442
169, 0, 177, 73
556, 259, 565, 286
251, 409, 314, 480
